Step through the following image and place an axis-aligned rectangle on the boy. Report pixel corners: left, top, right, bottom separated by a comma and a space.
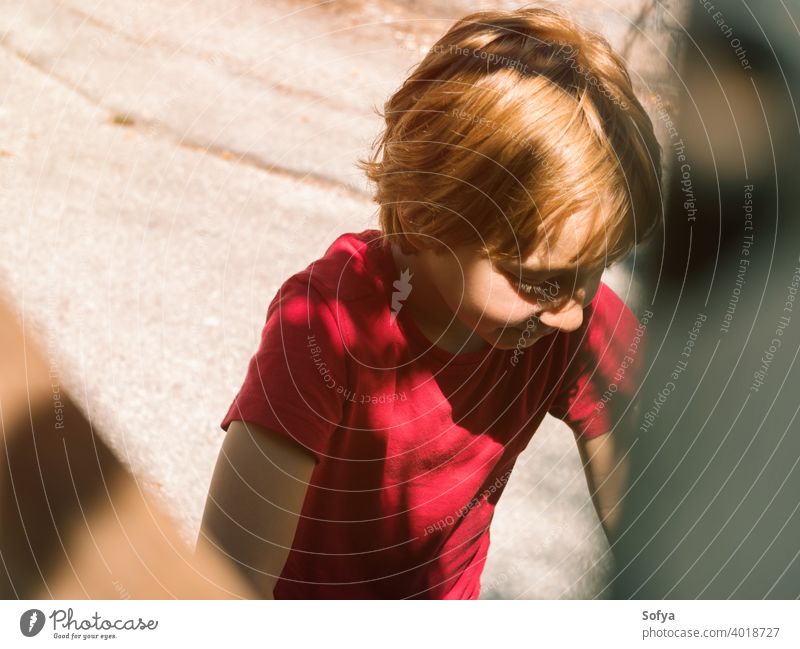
198, 7, 662, 599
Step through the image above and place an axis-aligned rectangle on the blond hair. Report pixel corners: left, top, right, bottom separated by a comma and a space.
357, 6, 663, 267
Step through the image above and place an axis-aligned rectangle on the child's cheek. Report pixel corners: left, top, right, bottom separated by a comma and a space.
469, 289, 537, 330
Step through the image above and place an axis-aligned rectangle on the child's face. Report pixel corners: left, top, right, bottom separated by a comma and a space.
414, 217, 606, 350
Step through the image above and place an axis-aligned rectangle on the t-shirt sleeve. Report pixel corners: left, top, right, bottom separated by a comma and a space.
548, 283, 646, 440
220, 276, 347, 463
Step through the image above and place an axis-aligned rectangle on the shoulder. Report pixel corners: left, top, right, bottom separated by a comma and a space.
574, 282, 646, 388
266, 230, 394, 352
286, 229, 389, 303
572, 282, 642, 346
557, 282, 643, 374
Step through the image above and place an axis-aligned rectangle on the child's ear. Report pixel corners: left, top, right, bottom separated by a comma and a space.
402, 230, 433, 255
394, 207, 421, 253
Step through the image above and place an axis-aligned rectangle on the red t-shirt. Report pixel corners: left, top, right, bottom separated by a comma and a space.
220, 229, 643, 599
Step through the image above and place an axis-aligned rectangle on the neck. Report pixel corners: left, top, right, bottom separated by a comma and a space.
389, 243, 489, 354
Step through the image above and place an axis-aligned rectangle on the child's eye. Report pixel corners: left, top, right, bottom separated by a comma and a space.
501, 269, 559, 300
516, 278, 536, 294
519, 279, 556, 299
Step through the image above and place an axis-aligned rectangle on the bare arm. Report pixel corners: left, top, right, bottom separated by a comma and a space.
196, 420, 316, 599
575, 430, 631, 546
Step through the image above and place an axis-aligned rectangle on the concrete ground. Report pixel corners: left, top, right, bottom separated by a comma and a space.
0, 0, 687, 598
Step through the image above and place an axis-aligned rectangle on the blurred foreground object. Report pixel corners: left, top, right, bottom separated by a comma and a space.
612, 0, 800, 598
0, 296, 253, 598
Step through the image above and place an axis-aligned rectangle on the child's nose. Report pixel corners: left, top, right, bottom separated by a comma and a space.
537, 298, 584, 333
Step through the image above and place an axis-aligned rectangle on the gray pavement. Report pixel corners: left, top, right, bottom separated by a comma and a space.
0, 0, 687, 598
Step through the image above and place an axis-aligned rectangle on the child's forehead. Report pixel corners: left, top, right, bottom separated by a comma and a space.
503, 212, 618, 270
